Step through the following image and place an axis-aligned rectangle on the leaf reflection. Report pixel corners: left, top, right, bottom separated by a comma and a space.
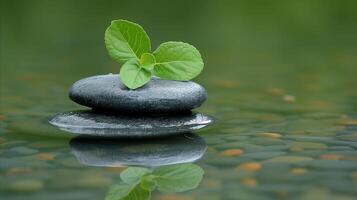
106, 163, 204, 200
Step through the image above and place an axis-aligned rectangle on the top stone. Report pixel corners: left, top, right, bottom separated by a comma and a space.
69, 74, 207, 113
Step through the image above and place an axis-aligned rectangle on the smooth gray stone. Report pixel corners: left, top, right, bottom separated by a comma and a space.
70, 134, 207, 167
69, 74, 207, 113
49, 110, 213, 137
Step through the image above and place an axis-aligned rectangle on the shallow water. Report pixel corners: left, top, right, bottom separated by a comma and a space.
1, 1, 357, 200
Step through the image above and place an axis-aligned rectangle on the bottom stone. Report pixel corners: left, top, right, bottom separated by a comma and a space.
49, 110, 213, 137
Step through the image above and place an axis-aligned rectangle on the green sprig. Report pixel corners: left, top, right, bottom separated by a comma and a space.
105, 19, 204, 89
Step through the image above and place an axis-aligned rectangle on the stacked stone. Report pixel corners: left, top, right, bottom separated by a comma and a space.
50, 74, 212, 137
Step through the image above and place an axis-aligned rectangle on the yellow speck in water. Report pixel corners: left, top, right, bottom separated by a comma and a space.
240, 178, 257, 186
289, 146, 304, 152
337, 118, 357, 125
256, 114, 284, 123
7, 167, 32, 174
283, 95, 296, 102
291, 168, 307, 175
236, 162, 262, 172
267, 88, 284, 96
36, 153, 55, 161
257, 132, 282, 139
207, 147, 218, 153
309, 100, 331, 108
319, 154, 344, 160
10, 180, 44, 192
220, 149, 243, 156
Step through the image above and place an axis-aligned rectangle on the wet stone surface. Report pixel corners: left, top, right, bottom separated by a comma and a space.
69, 74, 207, 113
49, 110, 213, 137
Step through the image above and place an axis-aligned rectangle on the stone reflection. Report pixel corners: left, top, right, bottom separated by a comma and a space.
70, 134, 207, 167
69, 134, 206, 199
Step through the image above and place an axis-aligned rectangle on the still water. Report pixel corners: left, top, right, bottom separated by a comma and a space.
1, 0, 357, 199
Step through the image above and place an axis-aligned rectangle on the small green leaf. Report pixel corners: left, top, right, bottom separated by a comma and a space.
105, 183, 151, 200
152, 163, 204, 193
140, 175, 157, 191
140, 53, 156, 70
120, 59, 152, 89
121, 167, 152, 185
122, 185, 150, 200
153, 41, 204, 81
105, 183, 132, 200
105, 19, 151, 63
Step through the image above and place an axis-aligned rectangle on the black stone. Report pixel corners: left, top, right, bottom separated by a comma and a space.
49, 110, 213, 138
70, 134, 207, 167
69, 74, 207, 113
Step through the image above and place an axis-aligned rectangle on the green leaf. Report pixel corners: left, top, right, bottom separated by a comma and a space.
105, 183, 150, 200
105, 183, 131, 200
140, 53, 156, 70
152, 163, 204, 193
105, 19, 151, 63
120, 167, 152, 185
140, 175, 157, 191
122, 185, 150, 200
120, 59, 152, 89
153, 41, 204, 81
